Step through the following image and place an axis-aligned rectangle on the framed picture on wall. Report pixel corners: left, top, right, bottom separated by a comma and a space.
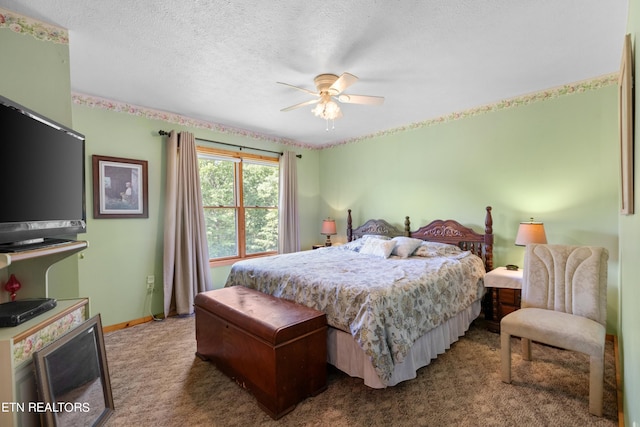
619, 33, 634, 215
92, 155, 149, 218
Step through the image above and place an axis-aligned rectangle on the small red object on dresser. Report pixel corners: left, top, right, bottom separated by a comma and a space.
4, 274, 21, 301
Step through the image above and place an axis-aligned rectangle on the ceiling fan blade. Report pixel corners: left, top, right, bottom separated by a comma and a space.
330, 72, 358, 94
337, 94, 385, 105
280, 98, 320, 112
276, 81, 318, 96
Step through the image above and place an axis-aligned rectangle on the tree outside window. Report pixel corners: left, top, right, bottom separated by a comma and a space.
198, 148, 279, 263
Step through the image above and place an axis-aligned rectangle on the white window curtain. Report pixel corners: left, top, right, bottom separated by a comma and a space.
278, 150, 299, 253
163, 131, 212, 317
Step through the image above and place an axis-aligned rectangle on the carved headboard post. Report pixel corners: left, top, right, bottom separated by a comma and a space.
347, 209, 353, 242
404, 216, 411, 237
484, 206, 494, 271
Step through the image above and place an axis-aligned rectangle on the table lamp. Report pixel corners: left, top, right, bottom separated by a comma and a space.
321, 218, 337, 246
515, 218, 547, 246
507, 218, 547, 271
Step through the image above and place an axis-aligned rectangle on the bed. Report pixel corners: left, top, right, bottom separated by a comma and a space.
224, 206, 494, 388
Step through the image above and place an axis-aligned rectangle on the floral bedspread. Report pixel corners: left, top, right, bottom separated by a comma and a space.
224, 246, 485, 384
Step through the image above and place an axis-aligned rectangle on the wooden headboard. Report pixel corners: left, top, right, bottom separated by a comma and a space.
346, 206, 494, 271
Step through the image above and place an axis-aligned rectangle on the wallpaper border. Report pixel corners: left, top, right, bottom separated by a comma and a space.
2, 7, 618, 150
74, 74, 617, 150
0, 7, 68, 44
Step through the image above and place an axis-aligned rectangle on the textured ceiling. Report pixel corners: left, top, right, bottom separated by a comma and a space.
0, 1, 629, 148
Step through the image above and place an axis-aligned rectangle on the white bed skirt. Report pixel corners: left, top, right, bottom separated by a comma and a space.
327, 299, 482, 388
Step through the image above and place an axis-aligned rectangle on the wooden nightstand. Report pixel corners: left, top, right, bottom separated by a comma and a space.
483, 267, 523, 333
312, 244, 325, 250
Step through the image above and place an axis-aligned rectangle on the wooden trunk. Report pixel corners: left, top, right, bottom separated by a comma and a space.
194, 286, 327, 419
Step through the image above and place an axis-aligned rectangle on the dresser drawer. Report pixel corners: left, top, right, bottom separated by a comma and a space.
498, 288, 521, 306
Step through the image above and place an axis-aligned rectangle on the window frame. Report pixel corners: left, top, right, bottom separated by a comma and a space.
197, 146, 279, 267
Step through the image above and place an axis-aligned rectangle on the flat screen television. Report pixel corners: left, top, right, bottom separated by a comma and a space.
0, 95, 86, 249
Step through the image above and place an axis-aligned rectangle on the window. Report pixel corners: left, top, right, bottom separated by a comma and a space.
197, 146, 279, 264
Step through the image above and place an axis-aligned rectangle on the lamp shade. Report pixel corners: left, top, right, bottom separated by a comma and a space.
515, 220, 547, 246
321, 218, 337, 236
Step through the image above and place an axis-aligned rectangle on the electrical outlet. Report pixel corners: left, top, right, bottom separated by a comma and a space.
146, 275, 155, 294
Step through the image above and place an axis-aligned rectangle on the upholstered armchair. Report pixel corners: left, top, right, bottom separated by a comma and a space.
500, 244, 608, 416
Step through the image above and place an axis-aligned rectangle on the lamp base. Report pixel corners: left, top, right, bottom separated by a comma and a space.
324, 236, 332, 247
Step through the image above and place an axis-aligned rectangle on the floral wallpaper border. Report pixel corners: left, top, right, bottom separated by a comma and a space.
324, 73, 618, 149
71, 93, 305, 149
0, 7, 68, 44
12, 306, 86, 368
2, 7, 618, 150
74, 74, 617, 150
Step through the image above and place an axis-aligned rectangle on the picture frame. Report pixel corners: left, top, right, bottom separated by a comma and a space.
619, 33, 634, 215
92, 155, 148, 218
32, 314, 114, 427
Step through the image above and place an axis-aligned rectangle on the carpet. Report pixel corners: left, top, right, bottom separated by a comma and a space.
103, 316, 617, 426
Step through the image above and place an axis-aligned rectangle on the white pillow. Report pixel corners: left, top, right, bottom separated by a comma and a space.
360, 238, 396, 258
414, 241, 462, 257
339, 234, 391, 252
391, 236, 423, 258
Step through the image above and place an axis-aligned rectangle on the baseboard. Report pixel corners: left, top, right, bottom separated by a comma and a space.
102, 314, 164, 333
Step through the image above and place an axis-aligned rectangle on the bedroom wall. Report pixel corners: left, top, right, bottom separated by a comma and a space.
0, 8, 322, 326
319, 83, 620, 333
70, 104, 320, 326
0, 11, 80, 301
619, 0, 639, 424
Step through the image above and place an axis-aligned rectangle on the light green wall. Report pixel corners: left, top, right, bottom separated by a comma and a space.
619, 0, 639, 424
321, 85, 618, 333
0, 22, 79, 301
71, 104, 320, 326
320, 86, 620, 332
0, 26, 72, 125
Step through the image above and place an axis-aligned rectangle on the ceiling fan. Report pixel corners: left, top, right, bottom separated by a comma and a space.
277, 73, 384, 126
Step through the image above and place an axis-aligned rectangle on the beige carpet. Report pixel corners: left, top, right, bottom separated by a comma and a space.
103, 316, 617, 427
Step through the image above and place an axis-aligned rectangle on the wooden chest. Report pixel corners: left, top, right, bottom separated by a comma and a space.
194, 286, 328, 419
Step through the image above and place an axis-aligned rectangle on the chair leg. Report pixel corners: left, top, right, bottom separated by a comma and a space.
500, 331, 512, 383
521, 338, 532, 361
589, 354, 604, 417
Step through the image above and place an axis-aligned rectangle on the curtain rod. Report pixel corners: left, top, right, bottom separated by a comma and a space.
158, 130, 301, 158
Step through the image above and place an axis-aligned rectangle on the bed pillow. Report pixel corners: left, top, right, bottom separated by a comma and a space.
340, 235, 391, 252
359, 238, 396, 258
391, 236, 423, 258
414, 241, 462, 257
361, 234, 391, 241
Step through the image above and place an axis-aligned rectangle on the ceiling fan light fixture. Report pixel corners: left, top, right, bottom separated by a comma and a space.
279, 72, 383, 130
312, 99, 341, 121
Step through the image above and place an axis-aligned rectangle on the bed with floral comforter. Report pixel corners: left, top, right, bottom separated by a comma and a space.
224, 237, 486, 386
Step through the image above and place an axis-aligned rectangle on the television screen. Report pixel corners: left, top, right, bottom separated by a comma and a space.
0, 95, 86, 247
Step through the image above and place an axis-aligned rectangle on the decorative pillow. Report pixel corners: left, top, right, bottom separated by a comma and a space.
339, 239, 363, 251
359, 238, 396, 258
414, 241, 462, 257
391, 236, 423, 258
360, 234, 391, 241
341, 235, 392, 252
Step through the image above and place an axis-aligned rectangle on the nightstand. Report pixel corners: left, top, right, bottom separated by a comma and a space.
312, 244, 325, 250
483, 267, 523, 333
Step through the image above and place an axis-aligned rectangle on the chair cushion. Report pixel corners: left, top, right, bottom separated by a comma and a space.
501, 308, 605, 357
